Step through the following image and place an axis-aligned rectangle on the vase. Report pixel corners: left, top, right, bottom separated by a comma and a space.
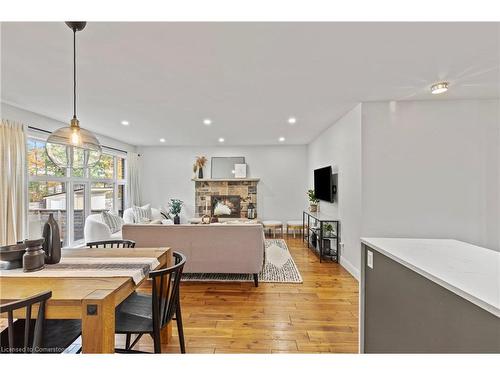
198, 167, 203, 179
23, 238, 45, 272
174, 215, 180, 224
42, 213, 61, 264
310, 203, 318, 212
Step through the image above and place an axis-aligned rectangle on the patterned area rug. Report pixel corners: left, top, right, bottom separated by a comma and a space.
181, 239, 303, 283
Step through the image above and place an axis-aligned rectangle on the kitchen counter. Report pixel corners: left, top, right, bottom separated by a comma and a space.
361, 238, 500, 317
360, 238, 500, 353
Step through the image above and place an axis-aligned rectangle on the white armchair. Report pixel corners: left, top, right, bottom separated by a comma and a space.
84, 207, 164, 244
84, 214, 123, 244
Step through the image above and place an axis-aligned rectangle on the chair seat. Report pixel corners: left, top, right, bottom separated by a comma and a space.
0, 319, 81, 354
115, 292, 155, 334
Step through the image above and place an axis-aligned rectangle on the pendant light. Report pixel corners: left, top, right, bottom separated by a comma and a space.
46, 22, 102, 169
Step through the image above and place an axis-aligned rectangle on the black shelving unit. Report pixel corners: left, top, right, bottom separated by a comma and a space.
302, 211, 340, 263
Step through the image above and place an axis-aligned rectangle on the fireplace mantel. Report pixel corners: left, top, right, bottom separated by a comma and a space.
191, 178, 260, 182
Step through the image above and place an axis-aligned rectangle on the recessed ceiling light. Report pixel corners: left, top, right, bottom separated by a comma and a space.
431, 81, 449, 95
159, 138, 166, 143
288, 117, 297, 124
203, 119, 212, 126
121, 120, 129, 126
279, 137, 286, 142
218, 137, 225, 143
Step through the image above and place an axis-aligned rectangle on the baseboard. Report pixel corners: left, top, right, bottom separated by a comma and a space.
340, 256, 360, 281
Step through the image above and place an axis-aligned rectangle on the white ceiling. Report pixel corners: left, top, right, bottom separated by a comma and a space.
1, 22, 499, 146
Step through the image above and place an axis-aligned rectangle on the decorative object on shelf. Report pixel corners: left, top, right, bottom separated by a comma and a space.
42, 213, 61, 264
323, 222, 334, 238
45, 21, 102, 169
234, 163, 247, 178
201, 214, 211, 224
210, 215, 219, 223
307, 189, 320, 212
169, 199, 184, 224
23, 238, 45, 272
211, 156, 245, 178
0, 242, 26, 270
196, 156, 207, 179
192, 163, 198, 179
213, 202, 231, 216
247, 202, 256, 219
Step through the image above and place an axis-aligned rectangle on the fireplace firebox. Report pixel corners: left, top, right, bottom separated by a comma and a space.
211, 195, 241, 218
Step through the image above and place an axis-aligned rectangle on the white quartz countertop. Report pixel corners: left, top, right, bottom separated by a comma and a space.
361, 238, 500, 318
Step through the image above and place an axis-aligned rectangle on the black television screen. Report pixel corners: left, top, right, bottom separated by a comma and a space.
314, 166, 333, 202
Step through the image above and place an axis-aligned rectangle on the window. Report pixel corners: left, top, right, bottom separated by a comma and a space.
27, 139, 65, 177
27, 137, 127, 246
91, 182, 114, 213
90, 154, 114, 179
28, 181, 67, 244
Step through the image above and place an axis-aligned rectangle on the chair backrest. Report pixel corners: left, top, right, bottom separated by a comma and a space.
0, 290, 51, 353
86, 240, 136, 248
149, 252, 186, 331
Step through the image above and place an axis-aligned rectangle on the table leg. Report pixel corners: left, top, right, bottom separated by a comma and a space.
82, 290, 115, 353
160, 323, 172, 344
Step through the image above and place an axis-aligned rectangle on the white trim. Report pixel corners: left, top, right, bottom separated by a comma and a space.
340, 255, 360, 281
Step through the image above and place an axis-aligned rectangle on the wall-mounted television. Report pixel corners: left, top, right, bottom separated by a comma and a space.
314, 166, 336, 203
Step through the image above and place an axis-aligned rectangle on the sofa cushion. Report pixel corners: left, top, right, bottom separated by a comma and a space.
101, 211, 124, 234
132, 204, 152, 223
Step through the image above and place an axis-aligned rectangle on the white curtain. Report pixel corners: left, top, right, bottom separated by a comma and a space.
0, 120, 27, 245
126, 152, 141, 207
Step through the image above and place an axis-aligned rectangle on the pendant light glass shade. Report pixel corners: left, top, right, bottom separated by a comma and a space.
45, 21, 102, 169
46, 119, 102, 168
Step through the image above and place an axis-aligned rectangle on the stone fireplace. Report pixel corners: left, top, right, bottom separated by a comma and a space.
193, 178, 259, 218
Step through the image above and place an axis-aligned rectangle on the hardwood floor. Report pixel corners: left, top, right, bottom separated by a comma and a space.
118, 235, 360, 353
0, 236, 359, 353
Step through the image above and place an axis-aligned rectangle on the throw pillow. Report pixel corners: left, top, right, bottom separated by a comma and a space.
101, 211, 124, 234
132, 204, 152, 223
159, 206, 172, 220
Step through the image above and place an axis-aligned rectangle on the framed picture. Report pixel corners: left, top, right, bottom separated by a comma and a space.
234, 163, 247, 178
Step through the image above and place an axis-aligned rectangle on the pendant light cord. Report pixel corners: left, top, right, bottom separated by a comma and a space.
73, 28, 77, 120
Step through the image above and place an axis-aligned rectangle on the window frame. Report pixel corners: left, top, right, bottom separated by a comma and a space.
26, 131, 128, 247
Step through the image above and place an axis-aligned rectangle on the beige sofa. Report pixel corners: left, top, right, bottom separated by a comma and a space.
122, 223, 265, 286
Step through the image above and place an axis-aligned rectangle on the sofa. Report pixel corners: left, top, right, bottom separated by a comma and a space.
83, 207, 162, 244
122, 223, 265, 285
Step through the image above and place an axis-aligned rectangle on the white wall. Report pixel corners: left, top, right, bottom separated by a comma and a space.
307, 105, 362, 279
1, 102, 137, 153
138, 145, 309, 223
361, 100, 500, 252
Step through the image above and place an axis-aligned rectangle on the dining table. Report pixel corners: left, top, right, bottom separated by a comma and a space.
0, 247, 172, 353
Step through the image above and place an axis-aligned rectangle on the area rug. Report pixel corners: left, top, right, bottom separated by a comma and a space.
181, 239, 303, 283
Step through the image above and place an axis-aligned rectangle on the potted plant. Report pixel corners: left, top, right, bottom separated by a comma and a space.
196, 156, 208, 179
169, 199, 184, 224
323, 223, 334, 237
307, 189, 319, 212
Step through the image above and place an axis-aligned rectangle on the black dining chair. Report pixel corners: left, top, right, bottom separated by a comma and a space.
86, 240, 136, 248
0, 291, 81, 354
115, 251, 186, 354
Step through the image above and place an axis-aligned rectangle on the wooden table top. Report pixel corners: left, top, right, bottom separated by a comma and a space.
0, 247, 171, 309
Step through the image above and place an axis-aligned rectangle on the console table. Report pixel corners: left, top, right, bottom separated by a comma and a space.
302, 211, 340, 263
